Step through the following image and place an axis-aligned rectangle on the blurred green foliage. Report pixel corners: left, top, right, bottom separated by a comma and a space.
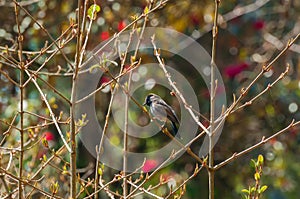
0, 0, 300, 198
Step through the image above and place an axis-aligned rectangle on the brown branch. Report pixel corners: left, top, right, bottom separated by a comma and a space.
122, 1, 154, 196
208, 0, 220, 198
214, 120, 300, 170
0, 68, 19, 86
215, 33, 300, 125
82, 0, 171, 66
151, 36, 210, 135
1, 0, 40, 7
235, 64, 290, 111
12, 0, 75, 70
165, 164, 202, 199
0, 167, 63, 199
14, 2, 25, 198
22, 25, 76, 88
127, 180, 164, 199
1, 113, 20, 137
75, 60, 140, 104
23, 68, 71, 152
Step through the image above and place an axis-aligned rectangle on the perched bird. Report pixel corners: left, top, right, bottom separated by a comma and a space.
143, 93, 181, 138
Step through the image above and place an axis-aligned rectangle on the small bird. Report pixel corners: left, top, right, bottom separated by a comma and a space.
143, 93, 181, 138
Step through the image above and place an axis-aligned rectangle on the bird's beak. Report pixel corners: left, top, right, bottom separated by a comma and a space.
143, 102, 146, 106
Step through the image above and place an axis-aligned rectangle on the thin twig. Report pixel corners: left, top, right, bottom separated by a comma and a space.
24, 69, 71, 152
69, 0, 88, 196
82, 0, 170, 66
214, 120, 300, 170
165, 164, 202, 199
0, 175, 12, 198
235, 64, 290, 111
14, 2, 24, 198
12, 0, 75, 69
102, 61, 208, 167
213, 33, 300, 129
0, 167, 63, 199
123, 2, 153, 197
126, 180, 164, 199
208, 0, 220, 198
1, 0, 40, 7
93, 59, 128, 198
22, 25, 76, 88
75, 61, 139, 104
151, 36, 210, 136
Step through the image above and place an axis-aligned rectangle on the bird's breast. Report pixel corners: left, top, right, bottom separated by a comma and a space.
150, 105, 167, 122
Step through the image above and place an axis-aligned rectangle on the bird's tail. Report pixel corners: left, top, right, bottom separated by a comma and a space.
171, 121, 181, 139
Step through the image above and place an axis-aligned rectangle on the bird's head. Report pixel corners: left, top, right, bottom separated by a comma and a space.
143, 93, 158, 106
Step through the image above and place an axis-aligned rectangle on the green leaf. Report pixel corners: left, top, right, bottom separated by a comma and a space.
241, 189, 250, 194
258, 154, 264, 165
107, 59, 118, 67
50, 181, 60, 194
42, 154, 47, 162
251, 159, 257, 168
89, 64, 101, 73
144, 6, 149, 14
88, 4, 101, 20
42, 138, 49, 148
98, 167, 103, 176
254, 172, 260, 181
260, 185, 268, 193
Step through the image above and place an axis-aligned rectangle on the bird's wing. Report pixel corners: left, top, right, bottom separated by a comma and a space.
150, 102, 167, 121
156, 99, 180, 124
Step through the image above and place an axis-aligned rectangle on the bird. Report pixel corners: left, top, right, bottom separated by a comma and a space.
143, 93, 181, 138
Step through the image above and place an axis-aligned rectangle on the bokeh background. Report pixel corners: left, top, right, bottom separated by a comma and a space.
0, 0, 300, 198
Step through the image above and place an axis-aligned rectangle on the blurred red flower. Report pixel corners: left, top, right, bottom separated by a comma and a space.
142, 159, 158, 172
253, 19, 265, 30
118, 20, 126, 31
100, 76, 110, 84
190, 14, 200, 25
100, 31, 110, 41
43, 131, 55, 141
224, 62, 249, 78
